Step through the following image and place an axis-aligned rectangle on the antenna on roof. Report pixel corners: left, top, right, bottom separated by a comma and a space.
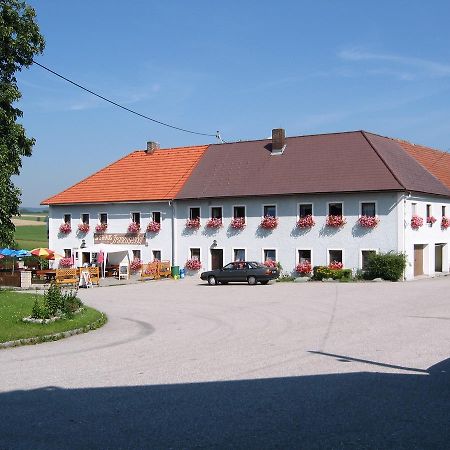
216, 131, 225, 144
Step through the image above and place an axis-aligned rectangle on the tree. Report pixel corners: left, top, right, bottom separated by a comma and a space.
0, 0, 44, 247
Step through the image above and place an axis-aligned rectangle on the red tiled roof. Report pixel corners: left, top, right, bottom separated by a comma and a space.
396, 139, 450, 190
42, 145, 208, 205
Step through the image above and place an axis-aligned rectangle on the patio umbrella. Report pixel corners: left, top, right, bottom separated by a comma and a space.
31, 248, 55, 259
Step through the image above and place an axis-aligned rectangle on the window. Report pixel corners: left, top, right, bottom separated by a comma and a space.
442, 206, 446, 217
131, 212, 141, 224
152, 250, 161, 261
426, 204, 431, 217
99, 213, 108, 224
263, 205, 276, 217
132, 249, 141, 260
234, 249, 246, 261
361, 250, 376, 270
298, 249, 311, 263
81, 213, 89, 224
361, 202, 376, 217
152, 211, 161, 223
64, 249, 72, 258
233, 206, 246, 219
328, 249, 343, 264
264, 249, 277, 261
63, 214, 71, 224
211, 207, 222, 219
190, 248, 201, 260
328, 203, 343, 216
299, 204, 312, 218
189, 207, 200, 220
411, 203, 417, 215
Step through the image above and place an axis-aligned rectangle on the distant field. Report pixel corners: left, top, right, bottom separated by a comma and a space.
15, 225, 48, 250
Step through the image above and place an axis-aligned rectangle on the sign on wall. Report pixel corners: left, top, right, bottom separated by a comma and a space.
94, 233, 146, 245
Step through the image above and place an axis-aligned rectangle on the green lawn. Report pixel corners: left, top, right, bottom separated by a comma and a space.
16, 215, 48, 222
0, 290, 106, 344
15, 225, 48, 250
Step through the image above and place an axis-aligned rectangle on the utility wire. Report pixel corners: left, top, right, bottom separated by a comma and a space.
32, 59, 219, 138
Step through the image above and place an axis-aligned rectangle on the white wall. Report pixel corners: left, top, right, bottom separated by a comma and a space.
175, 192, 400, 274
48, 202, 173, 266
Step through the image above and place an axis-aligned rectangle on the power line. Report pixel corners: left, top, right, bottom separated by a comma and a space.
32, 59, 219, 138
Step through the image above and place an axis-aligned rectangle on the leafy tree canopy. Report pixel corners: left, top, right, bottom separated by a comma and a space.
0, 0, 45, 247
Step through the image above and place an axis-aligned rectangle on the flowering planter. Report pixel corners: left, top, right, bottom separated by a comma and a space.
128, 222, 141, 234
296, 215, 315, 228
411, 215, 423, 230
326, 215, 346, 228
358, 216, 380, 228
95, 223, 108, 233
185, 259, 202, 271
130, 258, 142, 271
59, 257, 73, 268
329, 261, 343, 270
78, 223, 90, 233
146, 221, 161, 233
185, 218, 200, 229
59, 223, 71, 234
206, 218, 223, 228
264, 260, 277, 268
296, 261, 312, 276
442, 216, 450, 229
260, 216, 278, 229
426, 216, 436, 225
230, 217, 246, 229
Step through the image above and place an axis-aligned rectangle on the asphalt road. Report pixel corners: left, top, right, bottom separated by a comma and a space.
1, 277, 449, 449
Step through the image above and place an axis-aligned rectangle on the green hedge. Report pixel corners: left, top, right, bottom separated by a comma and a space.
364, 251, 406, 281
313, 266, 352, 281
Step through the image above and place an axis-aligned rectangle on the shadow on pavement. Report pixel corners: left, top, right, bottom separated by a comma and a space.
1, 357, 449, 449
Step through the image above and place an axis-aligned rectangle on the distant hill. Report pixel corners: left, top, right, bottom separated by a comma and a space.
19, 207, 48, 214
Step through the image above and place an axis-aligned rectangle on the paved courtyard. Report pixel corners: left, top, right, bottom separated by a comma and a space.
1, 277, 449, 449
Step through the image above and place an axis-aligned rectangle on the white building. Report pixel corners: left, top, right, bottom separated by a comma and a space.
42, 130, 450, 280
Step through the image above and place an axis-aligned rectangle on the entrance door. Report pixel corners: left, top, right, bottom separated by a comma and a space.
414, 245, 424, 277
435, 244, 443, 272
82, 252, 91, 266
211, 249, 223, 270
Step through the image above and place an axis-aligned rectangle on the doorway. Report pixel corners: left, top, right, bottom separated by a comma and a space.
414, 245, 424, 277
82, 252, 91, 266
435, 244, 443, 272
210, 249, 223, 270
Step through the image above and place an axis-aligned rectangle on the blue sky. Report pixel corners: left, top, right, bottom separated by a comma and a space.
15, 0, 450, 206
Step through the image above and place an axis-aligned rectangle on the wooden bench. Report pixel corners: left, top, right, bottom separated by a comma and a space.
141, 262, 160, 280
56, 268, 78, 286
159, 261, 171, 278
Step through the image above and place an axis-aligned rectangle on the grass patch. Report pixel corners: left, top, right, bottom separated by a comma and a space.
15, 225, 48, 250
0, 290, 106, 344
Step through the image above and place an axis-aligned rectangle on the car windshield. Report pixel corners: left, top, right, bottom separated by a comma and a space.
223, 263, 235, 270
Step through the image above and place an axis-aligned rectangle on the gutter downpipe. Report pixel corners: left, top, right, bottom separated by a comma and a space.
170, 199, 177, 267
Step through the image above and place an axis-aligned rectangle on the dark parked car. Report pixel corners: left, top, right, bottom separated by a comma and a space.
200, 261, 279, 285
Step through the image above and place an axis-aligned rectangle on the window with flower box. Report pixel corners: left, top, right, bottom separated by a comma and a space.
328, 249, 343, 264
132, 249, 141, 260
328, 203, 343, 216
361, 250, 376, 270
234, 248, 246, 261
64, 249, 72, 258
190, 248, 201, 260
99, 213, 107, 224
131, 212, 141, 225
81, 213, 89, 224
263, 205, 276, 217
152, 211, 161, 224
189, 207, 200, 220
299, 204, 313, 218
63, 214, 71, 224
263, 249, 277, 261
233, 206, 245, 219
411, 203, 417, 215
361, 202, 376, 217
152, 250, 161, 261
211, 207, 222, 220
298, 249, 311, 264
442, 206, 446, 217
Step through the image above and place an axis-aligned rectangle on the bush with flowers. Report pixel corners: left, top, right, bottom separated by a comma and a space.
59, 223, 71, 234
296, 261, 312, 275
326, 215, 346, 227
206, 218, 223, 228
411, 215, 423, 229
95, 223, 108, 233
296, 215, 315, 228
260, 215, 278, 229
358, 216, 380, 228
263, 259, 277, 268
185, 218, 200, 229
442, 216, 450, 229
146, 221, 161, 233
130, 258, 142, 271
230, 217, 246, 229
426, 216, 436, 225
313, 265, 352, 281
329, 261, 343, 270
185, 259, 202, 271
128, 222, 140, 233
78, 223, 90, 233
59, 257, 73, 268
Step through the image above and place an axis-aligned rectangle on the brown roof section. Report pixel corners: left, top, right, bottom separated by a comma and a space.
177, 131, 450, 200
42, 145, 208, 205
396, 139, 450, 190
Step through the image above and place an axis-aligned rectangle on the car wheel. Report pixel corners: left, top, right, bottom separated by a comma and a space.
208, 276, 217, 286
261, 280, 269, 285
247, 276, 257, 285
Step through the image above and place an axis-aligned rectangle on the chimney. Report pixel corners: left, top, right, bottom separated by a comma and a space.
146, 141, 160, 154
271, 128, 286, 155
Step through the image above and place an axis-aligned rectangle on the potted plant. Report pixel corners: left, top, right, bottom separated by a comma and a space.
128, 222, 140, 233
296, 261, 312, 276
206, 218, 223, 228
185, 259, 202, 271
296, 215, 315, 228
426, 216, 437, 225
442, 216, 450, 229
329, 261, 343, 270
95, 223, 108, 233
59, 257, 73, 268
358, 216, 380, 228
260, 215, 278, 229
411, 215, 423, 230
230, 217, 246, 229
326, 215, 346, 227
185, 218, 201, 229
78, 223, 90, 233
130, 258, 142, 272
59, 223, 71, 234
146, 221, 161, 233
263, 259, 277, 268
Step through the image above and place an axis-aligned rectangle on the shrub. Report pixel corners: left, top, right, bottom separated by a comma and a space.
313, 266, 352, 281
364, 251, 407, 281
30, 285, 83, 320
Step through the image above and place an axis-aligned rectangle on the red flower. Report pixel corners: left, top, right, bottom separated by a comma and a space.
329, 261, 343, 270
185, 259, 202, 270
442, 216, 450, 229
426, 216, 437, 225
260, 215, 278, 229
186, 218, 201, 229
411, 215, 423, 230
128, 222, 141, 233
59, 257, 73, 268
264, 260, 277, 268
130, 258, 142, 271
146, 221, 161, 233
296, 215, 315, 228
296, 261, 312, 275
78, 223, 90, 233
230, 217, 246, 229
326, 215, 346, 227
206, 218, 223, 228
59, 223, 71, 234
95, 223, 108, 233
358, 216, 380, 228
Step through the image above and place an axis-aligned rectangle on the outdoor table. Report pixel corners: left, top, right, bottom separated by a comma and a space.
35, 269, 57, 283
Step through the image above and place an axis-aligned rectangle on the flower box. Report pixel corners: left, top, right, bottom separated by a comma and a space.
146, 221, 161, 233
442, 216, 450, 229
78, 223, 90, 233
426, 216, 436, 225
128, 222, 141, 233
296, 215, 315, 228
296, 261, 312, 275
329, 261, 343, 270
185, 218, 201, 229
130, 258, 142, 271
206, 218, 223, 228
264, 260, 277, 268
326, 215, 346, 227
185, 259, 202, 271
59, 223, 71, 234
411, 215, 423, 230
95, 223, 108, 233
260, 215, 278, 229
59, 257, 73, 268
358, 215, 380, 228
230, 217, 246, 229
